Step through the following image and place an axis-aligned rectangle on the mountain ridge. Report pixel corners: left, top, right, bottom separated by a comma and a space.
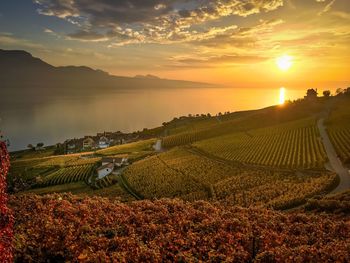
0, 49, 212, 92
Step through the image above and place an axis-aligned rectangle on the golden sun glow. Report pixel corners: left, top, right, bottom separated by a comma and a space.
279, 87, 286, 105
276, 55, 293, 71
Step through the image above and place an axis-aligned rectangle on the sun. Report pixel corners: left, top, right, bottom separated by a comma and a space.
276, 55, 293, 71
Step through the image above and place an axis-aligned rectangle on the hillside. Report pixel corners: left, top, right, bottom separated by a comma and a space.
6, 92, 350, 262
9, 94, 349, 201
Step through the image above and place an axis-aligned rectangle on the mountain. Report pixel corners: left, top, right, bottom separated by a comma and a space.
0, 49, 211, 95
134, 74, 160, 79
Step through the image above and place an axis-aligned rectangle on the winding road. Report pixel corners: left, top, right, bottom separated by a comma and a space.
317, 118, 350, 193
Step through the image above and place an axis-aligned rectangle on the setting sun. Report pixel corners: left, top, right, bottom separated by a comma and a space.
279, 87, 286, 104
276, 55, 293, 71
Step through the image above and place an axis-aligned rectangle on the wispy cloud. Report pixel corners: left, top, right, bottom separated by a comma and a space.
168, 53, 268, 68
318, 0, 336, 15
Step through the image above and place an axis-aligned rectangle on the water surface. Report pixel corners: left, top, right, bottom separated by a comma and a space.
0, 87, 305, 151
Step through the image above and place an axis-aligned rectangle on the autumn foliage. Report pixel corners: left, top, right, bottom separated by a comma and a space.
10, 194, 350, 262
0, 141, 13, 263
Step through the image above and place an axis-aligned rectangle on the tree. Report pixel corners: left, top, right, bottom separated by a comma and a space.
36, 142, 44, 148
27, 144, 34, 150
336, 88, 343, 95
323, 90, 331, 97
305, 89, 318, 100
344, 87, 350, 95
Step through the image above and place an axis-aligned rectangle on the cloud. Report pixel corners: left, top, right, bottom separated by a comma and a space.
34, 0, 284, 45
331, 11, 350, 20
192, 19, 284, 48
66, 30, 109, 42
44, 28, 54, 34
0, 33, 43, 49
167, 53, 268, 68
318, 0, 336, 15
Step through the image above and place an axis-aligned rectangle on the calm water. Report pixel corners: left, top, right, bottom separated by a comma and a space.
1, 87, 305, 151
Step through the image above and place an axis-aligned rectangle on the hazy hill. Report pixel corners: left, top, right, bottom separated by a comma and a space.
0, 49, 211, 95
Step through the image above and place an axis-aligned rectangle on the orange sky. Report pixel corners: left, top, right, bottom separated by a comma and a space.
0, 0, 349, 89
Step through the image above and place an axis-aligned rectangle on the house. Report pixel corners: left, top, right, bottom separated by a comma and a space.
96, 163, 114, 179
101, 157, 128, 167
65, 139, 77, 154
98, 136, 110, 149
35, 145, 45, 151
83, 137, 95, 149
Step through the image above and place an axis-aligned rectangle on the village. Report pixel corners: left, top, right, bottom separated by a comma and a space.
64, 131, 143, 154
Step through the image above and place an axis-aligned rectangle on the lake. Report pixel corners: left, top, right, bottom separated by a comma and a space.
0, 87, 306, 151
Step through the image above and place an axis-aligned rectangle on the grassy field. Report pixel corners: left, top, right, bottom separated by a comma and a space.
95, 138, 156, 158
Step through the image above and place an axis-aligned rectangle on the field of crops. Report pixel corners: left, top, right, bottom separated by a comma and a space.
162, 101, 324, 148
19, 181, 136, 202
35, 155, 80, 167
123, 151, 206, 200
65, 157, 101, 166
194, 118, 327, 169
327, 126, 350, 163
124, 147, 336, 208
41, 164, 94, 186
161, 114, 264, 148
325, 95, 350, 163
10, 194, 350, 262
306, 189, 350, 214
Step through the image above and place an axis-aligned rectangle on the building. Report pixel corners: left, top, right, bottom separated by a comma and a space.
96, 163, 114, 179
101, 157, 128, 167
83, 137, 95, 149
65, 139, 77, 154
98, 136, 110, 149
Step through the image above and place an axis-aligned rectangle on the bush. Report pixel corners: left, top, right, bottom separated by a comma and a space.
0, 141, 13, 262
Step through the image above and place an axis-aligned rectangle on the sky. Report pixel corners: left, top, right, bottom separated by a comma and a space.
0, 0, 349, 88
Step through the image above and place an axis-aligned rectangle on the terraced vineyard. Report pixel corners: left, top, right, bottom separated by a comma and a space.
194, 118, 327, 169
41, 164, 94, 186
327, 126, 350, 163
35, 155, 80, 167
306, 189, 350, 214
162, 114, 263, 148
325, 95, 350, 164
162, 101, 324, 148
124, 147, 337, 208
123, 151, 206, 200
65, 157, 101, 166
19, 181, 136, 202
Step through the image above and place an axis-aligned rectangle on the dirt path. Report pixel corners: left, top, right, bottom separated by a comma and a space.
317, 118, 350, 193
113, 172, 143, 200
